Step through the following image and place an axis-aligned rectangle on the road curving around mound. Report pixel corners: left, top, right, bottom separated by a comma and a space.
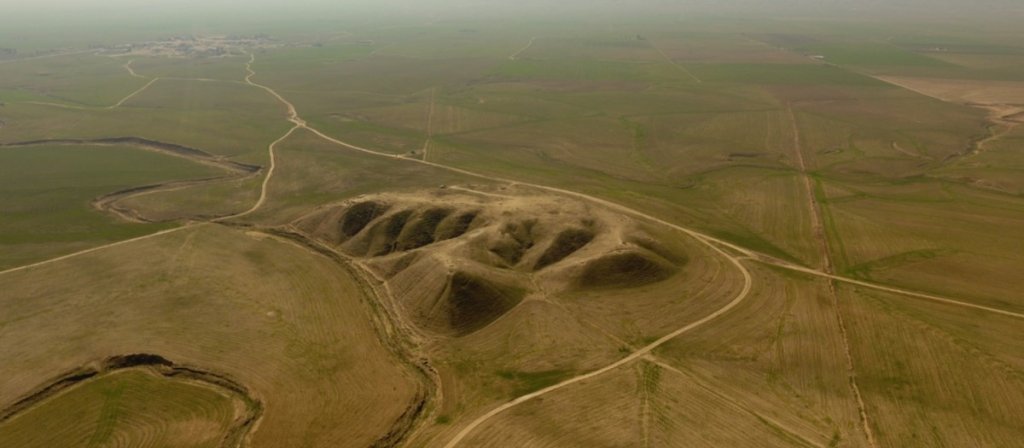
0, 353, 262, 448
441, 235, 753, 447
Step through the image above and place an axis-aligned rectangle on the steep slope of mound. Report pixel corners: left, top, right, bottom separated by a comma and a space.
628, 235, 689, 265
294, 200, 390, 245
340, 201, 390, 239
576, 250, 677, 289
387, 256, 526, 336
396, 207, 454, 251
346, 209, 414, 256
445, 272, 526, 336
533, 228, 595, 270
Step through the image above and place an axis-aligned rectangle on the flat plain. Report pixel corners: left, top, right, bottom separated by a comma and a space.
0, 10, 1022, 448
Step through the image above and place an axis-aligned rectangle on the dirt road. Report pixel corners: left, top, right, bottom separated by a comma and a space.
441, 239, 753, 447
0, 225, 202, 277
508, 37, 536, 61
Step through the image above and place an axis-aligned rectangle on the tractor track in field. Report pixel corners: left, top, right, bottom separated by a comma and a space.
421, 88, 436, 161
649, 358, 825, 448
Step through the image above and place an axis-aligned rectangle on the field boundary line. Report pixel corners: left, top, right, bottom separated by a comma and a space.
766, 262, 1024, 320
650, 40, 702, 83
649, 358, 825, 448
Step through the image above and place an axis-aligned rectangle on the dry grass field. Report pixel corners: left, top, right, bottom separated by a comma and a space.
1, 8, 1023, 448
0, 225, 424, 447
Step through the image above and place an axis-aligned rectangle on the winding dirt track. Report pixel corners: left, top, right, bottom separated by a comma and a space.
24, 59, 159, 111
442, 242, 753, 447
508, 37, 536, 61
216, 53, 305, 220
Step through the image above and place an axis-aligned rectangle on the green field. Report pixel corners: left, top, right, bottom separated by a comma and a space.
0, 145, 219, 269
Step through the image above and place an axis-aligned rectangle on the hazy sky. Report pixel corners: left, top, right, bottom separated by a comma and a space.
0, 0, 1020, 40
2, 0, 1021, 16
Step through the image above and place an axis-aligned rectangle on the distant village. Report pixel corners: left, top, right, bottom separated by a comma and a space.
93, 34, 279, 58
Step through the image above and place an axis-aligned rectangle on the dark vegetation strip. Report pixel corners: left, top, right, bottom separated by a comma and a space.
0, 353, 262, 448
0, 137, 260, 173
